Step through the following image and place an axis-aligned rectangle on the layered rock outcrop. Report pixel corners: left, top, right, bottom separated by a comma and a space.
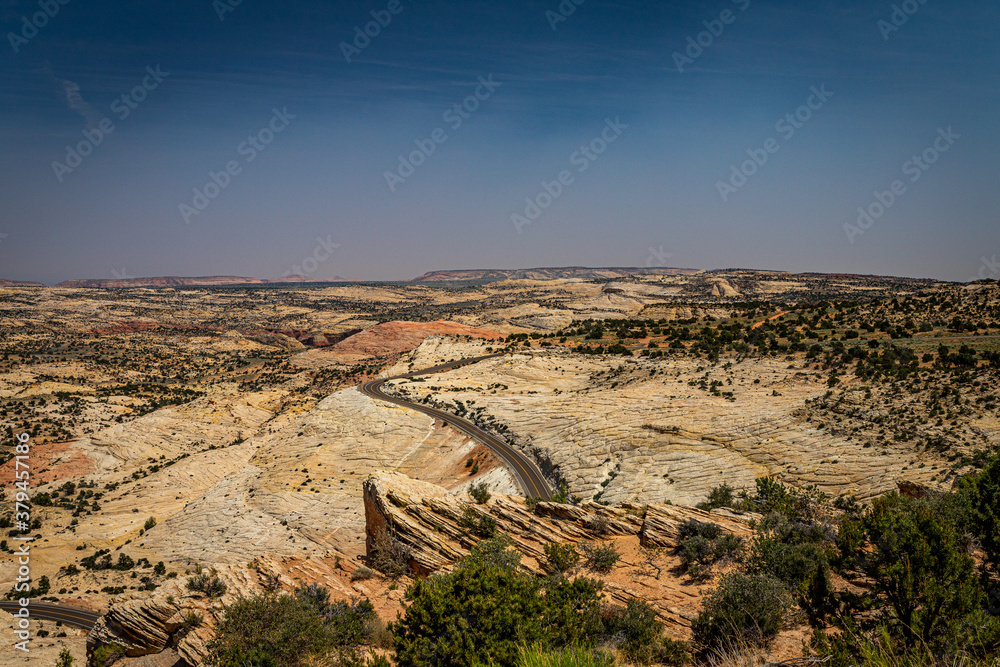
363, 470, 754, 632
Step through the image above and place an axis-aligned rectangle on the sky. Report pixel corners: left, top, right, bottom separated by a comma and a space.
0, 0, 997, 284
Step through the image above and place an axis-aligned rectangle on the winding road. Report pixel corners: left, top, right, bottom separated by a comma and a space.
0, 600, 100, 630
360, 354, 552, 500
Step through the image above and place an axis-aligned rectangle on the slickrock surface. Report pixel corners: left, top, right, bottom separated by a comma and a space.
0, 610, 89, 667
382, 340, 995, 504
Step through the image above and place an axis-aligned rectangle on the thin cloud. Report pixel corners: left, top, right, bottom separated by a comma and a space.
60, 79, 103, 130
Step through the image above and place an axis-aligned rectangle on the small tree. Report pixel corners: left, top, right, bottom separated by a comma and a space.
468, 482, 491, 505
697, 483, 736, 511
958, 451, 1000, 574
580, 542, 620, 573
543, 543, 580, 576
56, 648, 73, 667
837, 493, 982, 652
692, 572, 791, 652
187, 569, 227, 598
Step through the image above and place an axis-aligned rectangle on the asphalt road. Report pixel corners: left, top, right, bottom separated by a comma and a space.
0, 600, 100, 630
360, 354, 552, 500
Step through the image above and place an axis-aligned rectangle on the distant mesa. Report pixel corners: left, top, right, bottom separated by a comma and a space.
409, 266, 700, 283
53, 275, 349, 289
0, 278, 46, 287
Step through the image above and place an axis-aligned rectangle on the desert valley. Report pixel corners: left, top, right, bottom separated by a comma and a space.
1, 268, 999, 666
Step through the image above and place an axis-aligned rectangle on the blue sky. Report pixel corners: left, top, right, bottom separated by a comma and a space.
0, 0, 997, 283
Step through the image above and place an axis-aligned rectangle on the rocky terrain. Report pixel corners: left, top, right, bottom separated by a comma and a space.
0, 272, 996, 666
66, 470, 758, 667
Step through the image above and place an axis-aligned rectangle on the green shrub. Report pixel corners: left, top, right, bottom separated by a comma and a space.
543, 543, 580, 576
468, 482, 491, 505
351, 566, 377, 582
678, 519, 721, 541
748, 535, 823, 584
320, 599, 379, 647
580, 542, 620, 574
958, 450, 1000, 574
676, 520, 744, 577
143, 517, 157, 531
207, 592, 360, 667
465, 536, 523, 571
187, 570, 227, 598
697, 484, 736, 511
551, 483, 580, 506
691, 572, 791, 652
56, 648, 73, 667
836, 492, 983, 653
459, 506, 498, 539
393, 540, 607, 667
657, 637, 692, 666
392, 553, 548, 667
603, 599, 663, 665
92, 643, 125, 667
739, 477, 826, 522
678, 535, 714, 574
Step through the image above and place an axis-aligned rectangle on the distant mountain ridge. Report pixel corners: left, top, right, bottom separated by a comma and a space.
52, 276, 336, 289
0, 278, 46, 287
409, 267, 701, 282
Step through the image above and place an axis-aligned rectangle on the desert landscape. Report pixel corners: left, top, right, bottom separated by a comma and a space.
0, 269, 998, 666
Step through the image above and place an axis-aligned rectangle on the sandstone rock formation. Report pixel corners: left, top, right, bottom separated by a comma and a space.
292, 321, 503, 369
363, 470, 753, 632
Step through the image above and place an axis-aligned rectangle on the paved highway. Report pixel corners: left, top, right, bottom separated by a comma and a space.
360, 354, 552, 500
0, 600, 100, 630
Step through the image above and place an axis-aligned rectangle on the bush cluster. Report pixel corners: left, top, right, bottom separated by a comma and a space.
676, 519, 743, 578
186, 570, 227, 598
392, 538, 683, 667
205, 587, 384, 667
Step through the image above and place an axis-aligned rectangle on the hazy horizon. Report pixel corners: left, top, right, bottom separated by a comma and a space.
1, 0, 998, 285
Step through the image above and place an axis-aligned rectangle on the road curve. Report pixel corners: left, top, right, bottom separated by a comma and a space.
360, 354, 552, 500
0, 600, 100, 630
